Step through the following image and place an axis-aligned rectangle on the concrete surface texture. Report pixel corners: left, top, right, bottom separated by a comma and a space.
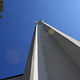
24, 20, 80, 80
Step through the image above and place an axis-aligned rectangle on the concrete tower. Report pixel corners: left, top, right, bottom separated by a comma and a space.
24, 20, 80, 80
1, 20, 80, 80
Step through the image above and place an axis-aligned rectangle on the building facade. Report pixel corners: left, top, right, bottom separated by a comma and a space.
2, 20, 80, 80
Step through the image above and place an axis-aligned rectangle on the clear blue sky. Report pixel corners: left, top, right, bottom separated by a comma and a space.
0, 0, 80, 79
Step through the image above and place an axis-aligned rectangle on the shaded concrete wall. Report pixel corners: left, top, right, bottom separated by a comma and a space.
38, 23, 80, 80
24, 21, 80, 80
24, 28, 36, 80
42, 22, 80, 67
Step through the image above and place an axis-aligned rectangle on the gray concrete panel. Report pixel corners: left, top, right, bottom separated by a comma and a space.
24, 20, 80, 80
37, 23, 80, 80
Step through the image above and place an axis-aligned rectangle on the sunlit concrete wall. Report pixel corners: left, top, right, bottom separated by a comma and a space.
24, 20, 80, 80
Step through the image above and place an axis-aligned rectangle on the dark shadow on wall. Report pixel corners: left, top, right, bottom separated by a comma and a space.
0, 74, 24, 80
0, 0, 3, 18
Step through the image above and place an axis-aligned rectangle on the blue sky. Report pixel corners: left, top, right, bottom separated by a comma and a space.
0, 0, 80, 79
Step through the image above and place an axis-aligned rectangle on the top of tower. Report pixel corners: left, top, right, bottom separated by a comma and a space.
35, 19, 44, 25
